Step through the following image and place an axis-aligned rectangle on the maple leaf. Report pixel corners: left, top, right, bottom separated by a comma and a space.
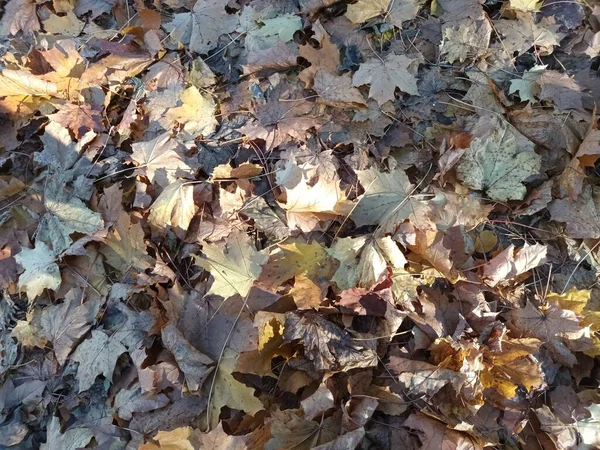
441, 21, 492, 63
130, 132, 193, 187
166, 86, 217, 138
99, 189, 154, 274
346, 0, 390, 23
538, 70, 584, 111
37, 175, 104, 256
161, 323, 214, 392
265, 408, 339, 450
193, 230, 268, 299
207, 349, 264, 429
509, 65, 546, 103
508, 302, 582, 339
352, 53, 420, 105
0, 0, 40, 37
283, 311, 378, 371
345, 0, 422, 27
189, 0, 239, 54
456, 117, 541, 201
40, 417, 92, 450
260, 241, 332, 289
148, 181, 195, 237
403, 413, 482, 450
140, 427, 195, 450
299, 28, 340, 88
510, 0, 542, 12
328, 236, 407, 290
15, 242, 61, 300
482, 243, 548, 287
313, 70, 367, 108
48, 103, 103, 138
495, 14, 564, 57
548, 184, 600, 238
41, 294, 100, 365
72, 330, 127, 392
351, 167, 421, 234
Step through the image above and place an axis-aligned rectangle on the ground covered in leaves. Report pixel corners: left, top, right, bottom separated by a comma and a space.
1, 0, 600, 448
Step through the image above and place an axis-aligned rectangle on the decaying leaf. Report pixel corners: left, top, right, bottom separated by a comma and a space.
71, 330, 127, 392
283, 311, 378, 371
15, 242, 62, 300
456, 117, 541, 201
352, 53, 420, 105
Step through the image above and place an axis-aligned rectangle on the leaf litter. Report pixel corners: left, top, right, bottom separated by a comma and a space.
0, 0, 600, 449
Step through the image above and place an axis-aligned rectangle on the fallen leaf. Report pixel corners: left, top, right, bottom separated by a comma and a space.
548, 184, 600, 238
15, 242, 62, 300
456, 116, 541, 201
283, 311, 378, 371
352, 53, 420, 105
482, 243, 548, 287
40, 417, 92, 450
0, 0, 40, 37
189, 0, 239, 54
538, 70, 584, 111
140, 427, 194, 450
193, 230, 268, 299
166, 86, 217, 137
148, 181, 195, 236
41, 294, 100, 365
161, 323, 214, 391
71, 330, 127, 392
403, 413, 483, 450
48, 103, 103, 138
313, 70, 366, 109
207, 349, 264, 429
351, 167, 421, 234
130, 132, 193, 188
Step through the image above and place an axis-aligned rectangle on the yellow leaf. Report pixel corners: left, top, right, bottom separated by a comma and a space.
207, 349, 264, 429
346, 0, 390, 23
509, 0, 542, 12
289, 275, 323, 309
480, 369, 517, 399
547, 288, 591, 315
166, 86, 217, 137
140, 427, 194, 450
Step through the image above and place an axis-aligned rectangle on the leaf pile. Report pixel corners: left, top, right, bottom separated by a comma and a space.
1, 0, 600, 449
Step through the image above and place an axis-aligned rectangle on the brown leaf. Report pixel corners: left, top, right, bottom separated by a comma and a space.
538, 70, 584, 111
161, 323, 214, 391
482, 243, 547, 287
548, 183, 600, 238
313, 70, 367, 109
403, 413, 483, 450
0, 0, 40, 36
283, 311, 378, 371
48, 103, 104, 138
